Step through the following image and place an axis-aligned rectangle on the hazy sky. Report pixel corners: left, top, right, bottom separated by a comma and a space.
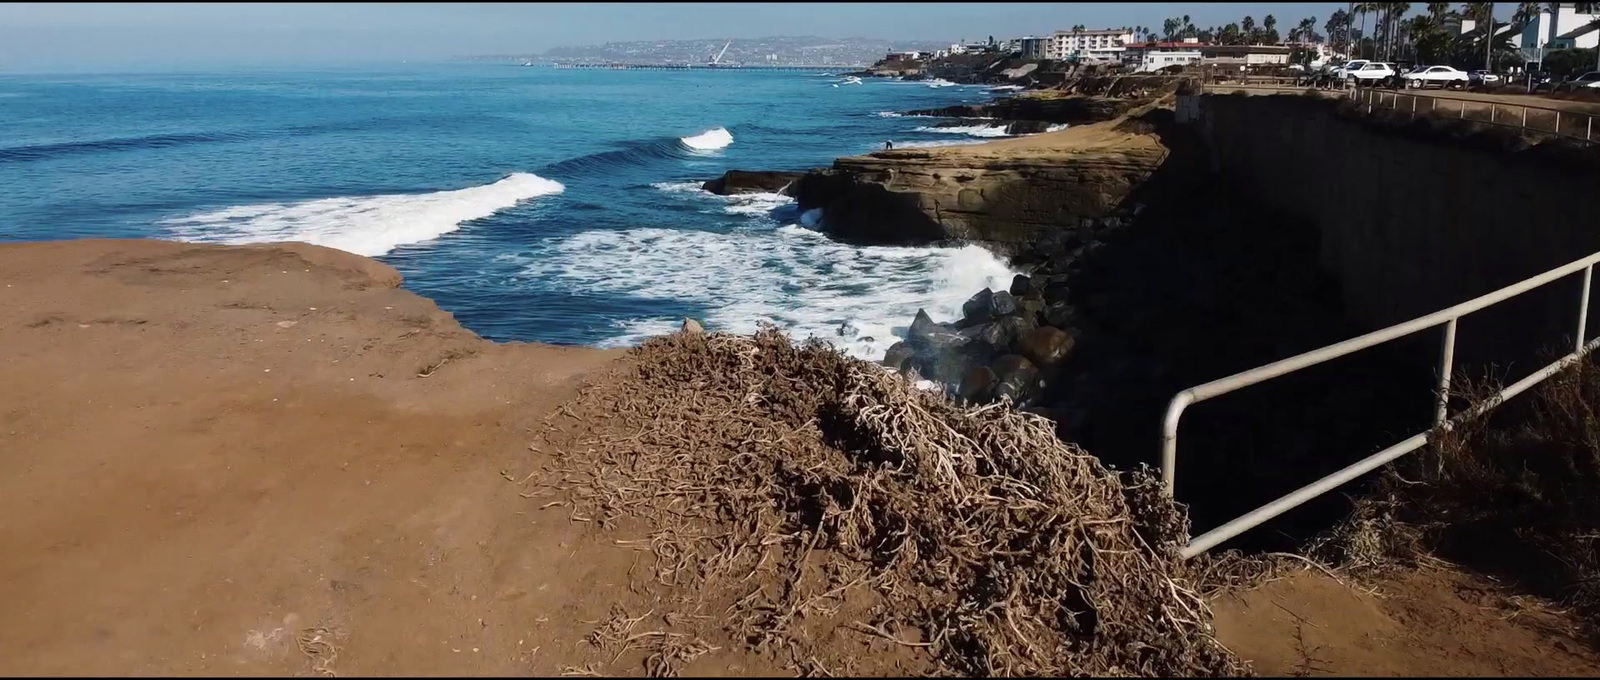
0, 2, 1351, 70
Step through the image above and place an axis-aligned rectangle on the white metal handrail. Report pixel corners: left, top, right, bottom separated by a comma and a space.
1350, 87, 1597, 144
1162, 250, 1600, 558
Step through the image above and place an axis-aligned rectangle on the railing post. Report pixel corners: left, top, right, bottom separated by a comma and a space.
1436, 318, 1458, 427
1556, 111, 1562, 136
1522, 106, 1528, 129
1491, 106, 1497, 124
1580, 265, 1594, 354
1461, 100, 1466, 118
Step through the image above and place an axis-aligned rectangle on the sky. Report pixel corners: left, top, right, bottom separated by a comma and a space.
0, 2, 1352, 71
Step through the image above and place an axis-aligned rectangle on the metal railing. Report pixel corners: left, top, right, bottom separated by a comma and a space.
1161, 250, 1600, 558
1350, 87, 1598, 144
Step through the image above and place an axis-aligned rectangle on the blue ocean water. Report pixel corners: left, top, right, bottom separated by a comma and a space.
0, 64, 1022, 358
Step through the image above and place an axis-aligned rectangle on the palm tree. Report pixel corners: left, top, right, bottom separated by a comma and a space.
1355, 3, 1374, 57
1327, 10, 1350, 52
1242, 15, 1257, 43
1264, 14, 1279, 44
1392, 3, 1414, 60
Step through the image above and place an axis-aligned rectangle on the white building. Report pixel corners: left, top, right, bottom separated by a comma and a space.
1124, 42, 1203, 72
1514, 3, 1600, 53
1019, 36, 1049, 59
1046, 28, 1135, 60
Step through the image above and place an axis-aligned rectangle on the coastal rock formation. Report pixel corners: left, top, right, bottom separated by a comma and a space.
790, 120, 1167, 247
700, 170, 803, 196
909, 96, 1129, 125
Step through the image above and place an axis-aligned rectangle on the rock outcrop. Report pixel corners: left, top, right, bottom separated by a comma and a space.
701, 170, 804, 196
789, 120, 1167, 248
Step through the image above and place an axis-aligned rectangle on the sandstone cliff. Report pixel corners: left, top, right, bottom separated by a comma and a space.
790, 120, 1168, 248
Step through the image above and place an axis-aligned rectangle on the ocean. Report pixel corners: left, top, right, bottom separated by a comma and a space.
0, 64, 1022, 359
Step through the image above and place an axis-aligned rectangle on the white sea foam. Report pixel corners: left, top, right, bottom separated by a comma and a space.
523, 220, 1017, 361
914, 124, 1011, 138
1046, 124, 1070, 133
875, 111, 904, 117
679, 127, 733, 151
161, 172, 564, 257
650, 181, 706, 194
653, 182, 792, 218
925, 78, 957, 88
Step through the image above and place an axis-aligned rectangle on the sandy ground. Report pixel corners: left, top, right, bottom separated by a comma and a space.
0, 239, 650, 676
3, 238, 1599, 676
1213, 567, 1600, 676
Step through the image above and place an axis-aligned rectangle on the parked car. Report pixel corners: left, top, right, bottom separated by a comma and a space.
1332, 59, 1369, 80
1467, 70, 1503, 87
1346, 61, 1397, 84
1573, 71, 1600, 89
1404, 65, 1469, 89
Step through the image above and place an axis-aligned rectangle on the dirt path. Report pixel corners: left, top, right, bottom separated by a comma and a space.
0, 240, 658, 676
1212, 567, 1600, 676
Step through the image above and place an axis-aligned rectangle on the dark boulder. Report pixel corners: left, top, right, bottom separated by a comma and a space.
909, 309, 940, 341
1009, 274, 1037, 298
1019, 326, 1077, 370
957, 365, 999, 403
989, 290, 1019, 317
1043, 301, 1078, 328
882, 341, 916, 372
960, 321, 1009, 352
995, 314, 1037, 350
1017, 297, 1045, 325
701, 170, 805, 196
992, 354, 1042, 404
908, 309, 969, 357
961, 289, 995, 321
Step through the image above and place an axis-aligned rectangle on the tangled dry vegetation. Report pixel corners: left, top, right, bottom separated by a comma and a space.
538, 327, 1249, 677
1313, 358, 1600, 637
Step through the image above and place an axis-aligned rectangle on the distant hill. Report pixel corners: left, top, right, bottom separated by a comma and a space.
498, 35, 950, 67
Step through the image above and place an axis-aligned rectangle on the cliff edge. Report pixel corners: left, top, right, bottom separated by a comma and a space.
791, 118, 1168, 248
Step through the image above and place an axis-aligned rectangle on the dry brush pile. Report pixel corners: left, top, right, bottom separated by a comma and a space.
539, 327, 1249, 677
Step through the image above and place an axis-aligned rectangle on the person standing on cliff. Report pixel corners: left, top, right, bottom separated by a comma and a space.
884, 140, 894, 151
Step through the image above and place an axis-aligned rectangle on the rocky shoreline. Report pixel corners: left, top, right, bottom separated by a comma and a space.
694, 90, 1172, 418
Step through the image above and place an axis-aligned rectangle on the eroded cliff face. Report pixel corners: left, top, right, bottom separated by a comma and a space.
790, 121, 1168, 248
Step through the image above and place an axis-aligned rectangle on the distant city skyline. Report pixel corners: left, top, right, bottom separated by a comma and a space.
1, 2, 1349, 71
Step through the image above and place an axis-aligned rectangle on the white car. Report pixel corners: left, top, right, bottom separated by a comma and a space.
1348, 62, 1397, 84
1404, 65, 1469, 89
1332, 59, 1369, 80
1573, 71, 1600, 89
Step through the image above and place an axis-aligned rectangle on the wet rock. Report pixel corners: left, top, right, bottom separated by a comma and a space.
1019, 326, 1077, 370
960, 322, 1009, 351
1009, 274, 1035, 298
989, 290, 1019, 317
991, 354, 1041, 404
701, 170, 805, 196
882, 342, 916, 372
961, 289, 995, 321
909, 309, 940, 341
837, 320, 858, 337
1017, 297, 1045, 324
1043, 301, 1078, 328
995, 315, 1036, 349
681, 318, 704, 335
957, 365, 999, 403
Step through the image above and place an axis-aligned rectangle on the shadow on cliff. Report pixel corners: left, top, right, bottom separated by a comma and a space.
1047, 108, 1439, 551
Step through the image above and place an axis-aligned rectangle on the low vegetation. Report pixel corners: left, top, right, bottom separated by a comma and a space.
1316, 357, 1600, 636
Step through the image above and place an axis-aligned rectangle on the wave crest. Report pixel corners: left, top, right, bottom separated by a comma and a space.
679, 127, 733, 151
162, 172, 564, 257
